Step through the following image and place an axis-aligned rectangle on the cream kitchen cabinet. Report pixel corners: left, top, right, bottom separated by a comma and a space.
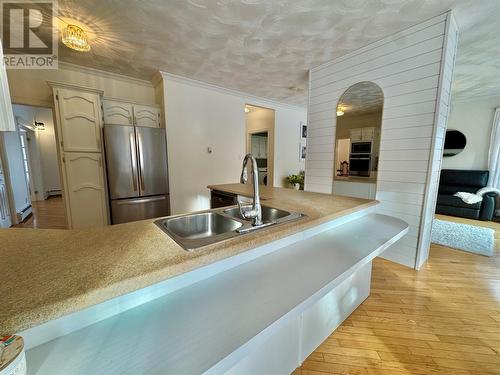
50, 83, 109, 229
134, 104, 161, 128
361, 127, 375, 140
349, 128, 362, 141
63, 152, 107, 228
55, 88, 103, 153
103, 100, 134, 126
103, 99, 161, 128
349, 127, 379, 142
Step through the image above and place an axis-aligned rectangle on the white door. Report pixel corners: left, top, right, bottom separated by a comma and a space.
63, 152, 107, 228
0, 157, 12, 227
0, 40, 15, 132
134, 105, 161, 128
56, 88, 102, 152
103, 99, 134, 126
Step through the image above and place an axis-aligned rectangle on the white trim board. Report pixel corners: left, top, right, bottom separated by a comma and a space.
160, 71, 306, 112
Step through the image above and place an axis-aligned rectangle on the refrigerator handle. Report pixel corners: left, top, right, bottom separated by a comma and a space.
129, 132, 138, 191
137, 132, 146, 191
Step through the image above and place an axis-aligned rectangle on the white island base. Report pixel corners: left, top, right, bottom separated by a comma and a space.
25, 213, 407, 374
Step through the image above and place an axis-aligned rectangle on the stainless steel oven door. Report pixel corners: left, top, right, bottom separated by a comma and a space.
349, 156, 371, 177
351, 141, 372, 154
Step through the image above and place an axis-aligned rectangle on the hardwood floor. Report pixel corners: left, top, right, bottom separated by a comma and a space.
13, 196, 68, 229
298, 215, 500, 375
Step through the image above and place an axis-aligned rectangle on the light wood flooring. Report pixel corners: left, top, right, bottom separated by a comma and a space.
13, 196, 68, 229
297, 215, 500, 375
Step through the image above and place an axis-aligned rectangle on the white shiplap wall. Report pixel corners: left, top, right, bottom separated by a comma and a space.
305, 12, 458, 268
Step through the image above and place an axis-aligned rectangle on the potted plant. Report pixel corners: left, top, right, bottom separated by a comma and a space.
286, 171, 305, 190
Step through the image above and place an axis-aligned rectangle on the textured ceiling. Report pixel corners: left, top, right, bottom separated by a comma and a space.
43, 0, 500, 106
338, 82, 384, 115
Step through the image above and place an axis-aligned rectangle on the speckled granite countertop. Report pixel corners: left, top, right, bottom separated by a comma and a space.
0, 185, 376, 334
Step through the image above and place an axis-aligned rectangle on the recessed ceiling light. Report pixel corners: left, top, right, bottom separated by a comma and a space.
62, 24, 91, 52
244, 107, 250, 113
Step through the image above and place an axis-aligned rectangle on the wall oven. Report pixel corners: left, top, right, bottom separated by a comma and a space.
351, 141, 372, 154
349, 154, 371, 177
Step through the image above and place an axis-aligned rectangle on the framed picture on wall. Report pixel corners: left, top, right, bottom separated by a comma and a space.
299, 143, 306, 161
301, 122, 307, 140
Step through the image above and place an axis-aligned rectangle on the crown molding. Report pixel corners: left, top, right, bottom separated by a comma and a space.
58, 61, 154, 88
47, 80, 104, 94
159, 71, 306, 112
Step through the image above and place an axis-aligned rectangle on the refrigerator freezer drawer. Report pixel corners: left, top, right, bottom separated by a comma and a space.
111, 195, 170, 224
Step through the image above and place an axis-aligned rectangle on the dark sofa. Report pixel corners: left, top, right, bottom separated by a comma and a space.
436, 169, 497, 221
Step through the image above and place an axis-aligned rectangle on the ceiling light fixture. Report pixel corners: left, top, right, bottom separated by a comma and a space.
336, 108, 344, 117
62, 24, 91, 52
244, 107, 250, 113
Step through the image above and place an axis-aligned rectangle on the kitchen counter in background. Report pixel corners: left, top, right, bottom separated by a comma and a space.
334, 175, 377, 184
0, 185, 376, 335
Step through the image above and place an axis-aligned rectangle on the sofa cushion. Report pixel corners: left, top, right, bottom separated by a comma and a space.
439, 169, 489, 190
439, 184, 479, 194
437, 194, 481, 210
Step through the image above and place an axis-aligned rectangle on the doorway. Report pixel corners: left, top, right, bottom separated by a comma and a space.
0, 104, 68, 229
245, 104, 275, 187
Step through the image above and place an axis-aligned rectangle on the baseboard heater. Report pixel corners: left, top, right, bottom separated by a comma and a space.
17, 205, 32, 222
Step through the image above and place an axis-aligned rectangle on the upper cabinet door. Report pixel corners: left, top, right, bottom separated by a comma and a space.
134, 104, 161, 128
0, 40, 16, 132
56, 88, 102, 152
103, 99, 134, 126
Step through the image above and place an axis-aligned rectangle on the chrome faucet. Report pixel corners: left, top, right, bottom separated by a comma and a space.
238, 154, 263, 226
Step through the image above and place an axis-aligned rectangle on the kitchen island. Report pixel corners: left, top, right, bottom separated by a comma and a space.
0, 185, 407, 374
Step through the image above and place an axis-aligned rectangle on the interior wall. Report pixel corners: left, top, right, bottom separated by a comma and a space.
274, 109, 307, 186
161, 74, 306, 214
442, 96, 500, 171
12, 104, 60, 199
305, 13, 458, 269
6, 62, 155, 107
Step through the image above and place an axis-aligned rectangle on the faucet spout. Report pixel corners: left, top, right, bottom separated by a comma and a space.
238, 154, 262, 226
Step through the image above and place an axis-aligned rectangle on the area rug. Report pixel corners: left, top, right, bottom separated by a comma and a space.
431, 219, 494, 256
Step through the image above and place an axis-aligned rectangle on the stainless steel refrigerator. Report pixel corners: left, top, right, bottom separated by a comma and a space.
104, 125, 169, 224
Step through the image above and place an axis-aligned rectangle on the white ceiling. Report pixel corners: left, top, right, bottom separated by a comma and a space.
52, 0, 500, 106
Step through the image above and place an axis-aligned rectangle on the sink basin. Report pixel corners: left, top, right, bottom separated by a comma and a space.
224, 205, 291, 223
155, 212, 242, 250
155, 206, 304, 251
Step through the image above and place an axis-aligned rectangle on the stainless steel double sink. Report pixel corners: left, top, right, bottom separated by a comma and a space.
155, 205, 304, 251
